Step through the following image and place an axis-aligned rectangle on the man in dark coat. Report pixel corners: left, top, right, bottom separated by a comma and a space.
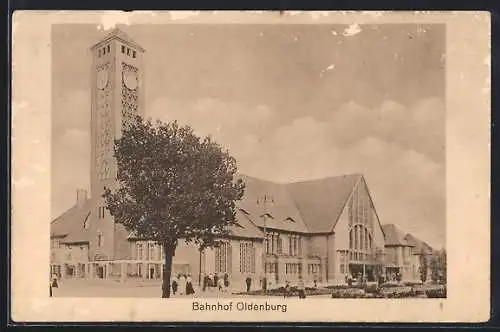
245, 276, 252, 293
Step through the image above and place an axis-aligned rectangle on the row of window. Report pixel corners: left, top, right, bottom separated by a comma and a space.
239, 242, 256, 273
97, 44, 137, 58
349, 224, 373, 251
136, 241, 162, 261
121, 45, 137, 58
285, 263, 302, 274
215, 242, 231, 273
265, 262, 278, 274
265, 232, 302, 256
308, 263, 321, 275
98, 44, 111, 57
348, 181, 374, 228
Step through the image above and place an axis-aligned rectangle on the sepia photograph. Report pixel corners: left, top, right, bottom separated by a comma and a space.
11, 11, 490, 322
49, 22, 447, 300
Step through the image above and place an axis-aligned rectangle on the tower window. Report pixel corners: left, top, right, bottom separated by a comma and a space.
98, 49, 102, 57
121, 45, 125, 54
97, 233, 104, 247
127, 48, 130, 56
107, 45, 110, 53
103, 47, 106, 55
98, 206, 106, 219
133, 50, 136, 58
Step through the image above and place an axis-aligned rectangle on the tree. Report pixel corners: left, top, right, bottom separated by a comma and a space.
103, 115, 245, 298
419, 247, 428, 283
429, 249, 447, 284
437, 249, 447, 284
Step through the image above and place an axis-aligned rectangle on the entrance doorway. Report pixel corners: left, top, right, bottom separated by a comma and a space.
97, 265, 105, 279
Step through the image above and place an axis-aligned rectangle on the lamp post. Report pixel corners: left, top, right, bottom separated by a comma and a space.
257, 194, 274, 288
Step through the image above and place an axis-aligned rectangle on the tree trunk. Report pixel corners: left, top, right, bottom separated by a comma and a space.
162, 242, 176, 298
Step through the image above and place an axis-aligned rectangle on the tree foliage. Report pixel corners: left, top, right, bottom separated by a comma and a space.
103, 115, 245, 297
429, 249, 446, 284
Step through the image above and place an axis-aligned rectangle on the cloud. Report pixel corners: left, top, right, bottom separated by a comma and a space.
52, 94, 445, 246
145, 96, 445, 247
98, 12, 131, 31
343, 23, 362, 37
319, 63, 336, 78
52, 128, 90, 218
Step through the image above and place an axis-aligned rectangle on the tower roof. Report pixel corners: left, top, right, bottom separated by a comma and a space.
91, 27, 145, 52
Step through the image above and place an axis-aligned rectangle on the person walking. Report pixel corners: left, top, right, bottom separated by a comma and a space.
284, 281, 291, 298
297, 276, 306, 299
245, 276, 252, 293
214, 274, 219, 291
202, 274, 208, 292
217, 273, 225, 292
186, 274, 195, 295
178, 274, 186, 295
224, 273, 230, 291
171, 275, 178, 295
208, 273, 214, 292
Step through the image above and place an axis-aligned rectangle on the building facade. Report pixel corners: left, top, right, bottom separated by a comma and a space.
50, 28, 434, 290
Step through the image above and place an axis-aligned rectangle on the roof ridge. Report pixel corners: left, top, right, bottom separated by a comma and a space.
91, 27, 145, 51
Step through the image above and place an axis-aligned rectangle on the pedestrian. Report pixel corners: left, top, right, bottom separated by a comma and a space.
51, 275, 59, 288
313, 279, 317, 288
213, 273, 219, 291
224, 273, 229, 289
218, 274, 225, 292
178, 274, 186, 295
297, 276, 306, 299
172, 275, 178, 295
208, 273, 214, 292
284, 281, 290, 298
245, 276, 252, 293
202, 274, 208, 292
347, 274, 353, 287
186, 274, 195, 295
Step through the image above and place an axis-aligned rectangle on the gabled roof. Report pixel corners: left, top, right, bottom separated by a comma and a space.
286, 174, 362, 233
91, 28, 145, 52
236, 175, 310, 233
381, 224, 415, 247
51, 199, 92, 244
126, 209, 264, 241
404, 233, 434, 254
230, 209, 264, 239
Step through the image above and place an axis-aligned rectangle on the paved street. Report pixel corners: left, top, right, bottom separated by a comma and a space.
51, 279, 333, 299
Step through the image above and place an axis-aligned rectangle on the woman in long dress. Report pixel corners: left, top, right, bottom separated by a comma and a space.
178, 274, 186, 295
186, 274, 195, 295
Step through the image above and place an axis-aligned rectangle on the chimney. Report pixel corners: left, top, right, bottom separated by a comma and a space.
76, 189, 87, 207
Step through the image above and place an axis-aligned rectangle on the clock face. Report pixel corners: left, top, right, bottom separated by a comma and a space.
97, 68, 108, 90
123, 71, 138, 90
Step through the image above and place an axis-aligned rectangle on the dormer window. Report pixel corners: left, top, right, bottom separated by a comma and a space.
261, 213, 274, 219
285, 217, 296, 223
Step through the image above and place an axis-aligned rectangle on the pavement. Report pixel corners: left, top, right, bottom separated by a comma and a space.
50, 278, 314, 298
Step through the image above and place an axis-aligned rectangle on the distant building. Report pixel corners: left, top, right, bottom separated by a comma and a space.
50, 28, 434, 289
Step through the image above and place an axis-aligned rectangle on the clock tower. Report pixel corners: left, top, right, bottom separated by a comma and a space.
89, 28, 145, 261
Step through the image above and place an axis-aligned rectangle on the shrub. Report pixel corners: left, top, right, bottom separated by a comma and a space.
426, 286, 446, 298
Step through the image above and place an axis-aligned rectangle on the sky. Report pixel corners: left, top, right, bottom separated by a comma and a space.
51, 23, 446, 248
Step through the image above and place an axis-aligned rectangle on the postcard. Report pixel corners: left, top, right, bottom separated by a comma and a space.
11, 10, 490, 323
